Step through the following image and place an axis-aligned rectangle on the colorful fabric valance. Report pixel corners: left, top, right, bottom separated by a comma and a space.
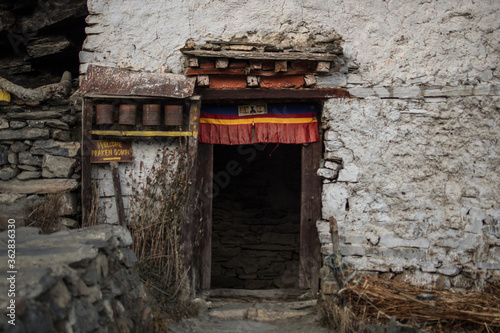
199, 103, 319, 145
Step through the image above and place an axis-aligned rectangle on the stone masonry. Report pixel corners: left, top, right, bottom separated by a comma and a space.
0, 224, 151, 333
0, 100, 81, 230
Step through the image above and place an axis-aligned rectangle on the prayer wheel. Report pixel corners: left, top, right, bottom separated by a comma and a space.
118, 104, 137, 125
164, 105, 183, 126
142, 104, 162, 126
95, 104, 114, 125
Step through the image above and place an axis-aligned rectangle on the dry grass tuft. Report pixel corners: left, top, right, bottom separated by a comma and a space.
86, 180, 101, 227
27, 192, 65, 234
320, 273, 500, 333
128, 143, 194, 324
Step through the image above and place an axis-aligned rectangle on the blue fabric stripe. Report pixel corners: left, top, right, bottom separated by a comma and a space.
201, 103, 317, 115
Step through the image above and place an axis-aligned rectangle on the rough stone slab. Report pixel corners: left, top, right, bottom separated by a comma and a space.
9, 121, 27, 129
18, 151, 42, 166
0, 178, 79, 194
0, 128, 49, 141
16, 170, 41, 180
6, 111, 64, 120
0, 167, 19, 180
42, 155, 76, 178
31, 140, 80, 157
26, 35, 71, 58
44, 119, 70, 130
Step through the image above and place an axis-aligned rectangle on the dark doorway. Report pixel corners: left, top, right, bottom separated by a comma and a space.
211, 144, 302, 289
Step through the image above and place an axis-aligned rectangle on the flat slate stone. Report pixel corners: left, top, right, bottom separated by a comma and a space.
6, 111, 64, 120
0, 128, 50, 141
30, 139, 80, 157
0, 178, 79, 194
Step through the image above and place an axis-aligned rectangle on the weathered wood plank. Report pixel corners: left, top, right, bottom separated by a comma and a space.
198, 88, 351, 100
299, 141, 322, 292
0, 179, 79, 194
197, 143, 213, 290
181, 96, 202, 293
110, 162, 126, 227
78, 65, 195, 98
329, 216, 340, 252
81, 98, 93, 226
186, 68, 315, 76
182, 49, 339, 61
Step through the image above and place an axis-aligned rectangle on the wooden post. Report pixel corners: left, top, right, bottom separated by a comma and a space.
110, 162, 126, 227
81, 98, 93, 226
329, 216, 340, 252
299, 141, 322, 293
181, 96, 201, 294
198, 143, 213, 290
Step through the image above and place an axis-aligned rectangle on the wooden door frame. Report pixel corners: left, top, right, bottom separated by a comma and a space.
193, 105, 322, 293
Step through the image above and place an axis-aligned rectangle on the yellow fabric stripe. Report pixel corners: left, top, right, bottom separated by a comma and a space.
200, 117, 317, 125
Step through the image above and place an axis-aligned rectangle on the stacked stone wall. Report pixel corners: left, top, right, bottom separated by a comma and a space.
0, 100, 81, 230
0, 225, 151, 333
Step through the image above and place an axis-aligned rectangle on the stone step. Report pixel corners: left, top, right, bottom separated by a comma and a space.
207, 300, 316, 322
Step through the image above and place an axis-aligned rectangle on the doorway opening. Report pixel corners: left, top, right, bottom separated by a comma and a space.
211, 144, 301, 289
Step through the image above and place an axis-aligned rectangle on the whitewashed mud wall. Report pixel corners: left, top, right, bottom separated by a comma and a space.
81, 0, 500, 286
92, 139, 180, 224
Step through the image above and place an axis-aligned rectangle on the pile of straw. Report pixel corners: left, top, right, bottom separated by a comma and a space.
341, 275, 500, 332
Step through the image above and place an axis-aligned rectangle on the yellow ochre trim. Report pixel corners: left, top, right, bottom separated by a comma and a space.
91, 130, 195, 137
0, 89, 11, 102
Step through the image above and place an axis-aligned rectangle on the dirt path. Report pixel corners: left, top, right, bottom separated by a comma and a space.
167, 300, 331, 333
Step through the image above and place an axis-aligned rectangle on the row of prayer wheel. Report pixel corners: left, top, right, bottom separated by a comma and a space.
95, 104, 183, 126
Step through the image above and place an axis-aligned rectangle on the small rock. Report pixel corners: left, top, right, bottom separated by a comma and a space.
27, 120, 45, 128
10, 141, 29, 152
7, 152, 18, 164
52, 130, 71, 142
59, 217, 79, 228
18, 164, 40, 171
17, 171, 41, 180
0, 118, 9, 129
0, 166, 20, 180
45, 119, 70, 130
0, 145, 7, 165
9, 120, 27, 129
18, 151, 42, 166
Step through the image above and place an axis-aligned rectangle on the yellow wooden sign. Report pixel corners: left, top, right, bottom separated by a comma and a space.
90, 140, 133, 163
0, 89, 11, 103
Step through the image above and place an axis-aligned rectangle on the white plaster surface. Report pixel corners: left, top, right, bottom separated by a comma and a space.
82, 0, 500, 86
83, 0, 500, 285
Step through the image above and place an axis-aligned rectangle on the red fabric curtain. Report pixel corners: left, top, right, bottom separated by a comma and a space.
199, 103, 319, 145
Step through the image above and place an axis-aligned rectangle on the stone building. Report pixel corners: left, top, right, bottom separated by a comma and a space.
2, 0, 500, 296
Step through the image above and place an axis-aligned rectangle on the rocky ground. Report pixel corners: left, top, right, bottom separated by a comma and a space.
167, 299, 330, 333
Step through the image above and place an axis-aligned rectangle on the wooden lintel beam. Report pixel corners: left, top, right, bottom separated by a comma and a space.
197, 88, 351, 100
182, 49, 339, 61
186, 68, 316, 76
81, 98, 93, 227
